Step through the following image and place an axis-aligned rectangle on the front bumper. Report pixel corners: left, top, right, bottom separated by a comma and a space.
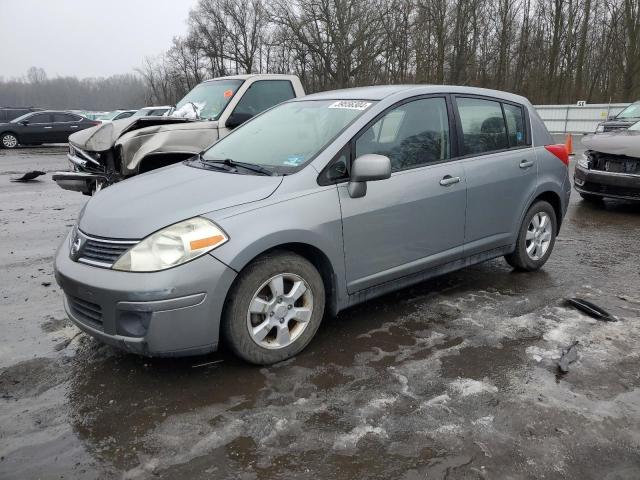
54, 232, 237, 356
574, 164, 640, 201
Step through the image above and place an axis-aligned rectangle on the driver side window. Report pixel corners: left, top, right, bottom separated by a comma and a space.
233, 80, 295, 117
355, 98, 450, 172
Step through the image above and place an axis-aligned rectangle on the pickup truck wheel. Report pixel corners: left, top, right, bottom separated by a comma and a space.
1, 133, 18, 149
222, 251, 325, 365
505, 200, 557, 271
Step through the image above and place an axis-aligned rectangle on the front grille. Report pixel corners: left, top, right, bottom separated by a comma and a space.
78, 234, 137, 268
67, 295, 103, 326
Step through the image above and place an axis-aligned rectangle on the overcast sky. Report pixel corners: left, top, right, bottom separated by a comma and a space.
0, 0, 197, 79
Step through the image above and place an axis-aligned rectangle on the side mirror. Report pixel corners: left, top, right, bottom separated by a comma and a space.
226, 112, 253, 129
20, 120, 29, 125
348, 154, 391, 198
608, 115, 617, 121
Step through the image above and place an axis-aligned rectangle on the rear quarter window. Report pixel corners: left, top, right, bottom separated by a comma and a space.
503, 103, 527, 147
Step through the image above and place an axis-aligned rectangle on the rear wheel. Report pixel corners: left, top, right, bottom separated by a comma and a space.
222, 251, 325, 365
1, 133, 18, 149
505, 200, 557, 271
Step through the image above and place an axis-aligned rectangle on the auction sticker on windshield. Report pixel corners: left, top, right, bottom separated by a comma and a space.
328, 100, 372, 110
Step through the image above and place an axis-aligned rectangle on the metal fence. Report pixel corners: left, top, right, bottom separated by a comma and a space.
534, 103, 630, 134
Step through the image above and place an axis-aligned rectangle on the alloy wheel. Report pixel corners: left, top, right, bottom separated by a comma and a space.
246, 273, 314, 349
2, 134, 17, 148
525, 212, 552, 260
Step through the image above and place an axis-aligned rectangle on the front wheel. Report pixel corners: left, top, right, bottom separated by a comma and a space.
505, 200, 557, 271
222, 251, 325, 365
1, 133, 18, 149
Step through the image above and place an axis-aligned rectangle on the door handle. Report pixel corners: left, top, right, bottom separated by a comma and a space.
70, 125, 78, 128
519, 159, 534, 169
44, 126, 53, 129
440, 175, 461, 186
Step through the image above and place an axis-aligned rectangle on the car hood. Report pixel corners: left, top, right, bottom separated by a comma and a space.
69, 116, 201, 152
79, 162, 283, 239
583, 130, 640, 158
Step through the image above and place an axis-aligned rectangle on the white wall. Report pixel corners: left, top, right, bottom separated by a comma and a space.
534, 103, 630, 134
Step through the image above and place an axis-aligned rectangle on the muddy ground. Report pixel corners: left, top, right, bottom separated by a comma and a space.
1, 142, 640, 479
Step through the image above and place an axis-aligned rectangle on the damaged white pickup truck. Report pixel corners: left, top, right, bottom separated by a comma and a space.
53, 74, 305, 195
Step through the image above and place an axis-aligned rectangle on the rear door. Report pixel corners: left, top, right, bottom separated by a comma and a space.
338, 96, 467, 292
453, 96, 537, 255
52, 113, 83, 142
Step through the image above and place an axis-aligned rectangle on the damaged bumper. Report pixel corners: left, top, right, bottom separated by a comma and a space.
54, 232, 237, 356
574, 164, 640, 201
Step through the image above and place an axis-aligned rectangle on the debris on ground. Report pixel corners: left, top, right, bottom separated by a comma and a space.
10, 171, 46, 182
557, 341, 579, 374
41, 282, 51, 287
191, 359, 224, 368
565, 297, 618, 322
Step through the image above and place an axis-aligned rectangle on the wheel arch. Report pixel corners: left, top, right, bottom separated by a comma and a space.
0, 130, 20, 144
221, 241, 341, 319
531, 190, 563, 232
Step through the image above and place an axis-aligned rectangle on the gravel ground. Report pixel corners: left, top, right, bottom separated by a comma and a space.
1, 141, 640, 479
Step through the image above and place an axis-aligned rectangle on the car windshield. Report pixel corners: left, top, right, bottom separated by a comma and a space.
174, 80, 243, 120
628, 121, 640, 131
200, 99, 375, 174
616, 103, 640, 119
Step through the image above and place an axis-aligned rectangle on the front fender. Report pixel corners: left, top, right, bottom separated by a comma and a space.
207, 187, 348, 311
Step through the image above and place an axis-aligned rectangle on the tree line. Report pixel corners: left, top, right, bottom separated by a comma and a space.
1, 0, 637, 111
140, 0, 640, 106
0, 67, 148, 111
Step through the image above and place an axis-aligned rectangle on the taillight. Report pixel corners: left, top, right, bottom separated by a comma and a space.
90, 120, 101, 126
545, 144, 569, 167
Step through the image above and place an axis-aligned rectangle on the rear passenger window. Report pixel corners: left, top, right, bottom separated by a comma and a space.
456, 98, 508, 155
355, 97, 450, 171
503, 103, 526, 147
233, 80, 295, 117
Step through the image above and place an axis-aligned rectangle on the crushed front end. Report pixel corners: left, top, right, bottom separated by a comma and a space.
574, 150, 640, 201
52, 143, 123, 195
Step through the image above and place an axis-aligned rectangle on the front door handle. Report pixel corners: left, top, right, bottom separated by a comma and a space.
44, 126, 53, 129
70, 125, 78, 128
519, 159, 534, 169
440, 175, 461, 186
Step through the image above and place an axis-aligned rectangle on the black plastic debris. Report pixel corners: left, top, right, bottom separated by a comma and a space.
557, 340, 579, 374
565, 297, 618, 322
10, 171, 46, 182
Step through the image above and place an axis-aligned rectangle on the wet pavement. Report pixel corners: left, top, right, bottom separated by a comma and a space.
2, 143, 640, 479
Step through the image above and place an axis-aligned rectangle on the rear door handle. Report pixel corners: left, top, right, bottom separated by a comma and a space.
70, 125, 78, 128
440, 175, 461, 186
519, 159, 534, 169
44, 126, 53, 129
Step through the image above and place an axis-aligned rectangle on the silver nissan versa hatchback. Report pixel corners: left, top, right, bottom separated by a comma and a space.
55, 85, 571, 364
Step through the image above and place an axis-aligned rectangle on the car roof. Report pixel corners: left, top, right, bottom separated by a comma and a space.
203, 74, 300, 82
140, 106, 170, 110
299, 84, 531, 105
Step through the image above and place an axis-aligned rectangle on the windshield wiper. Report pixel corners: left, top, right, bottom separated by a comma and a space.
201, 157, 273, 176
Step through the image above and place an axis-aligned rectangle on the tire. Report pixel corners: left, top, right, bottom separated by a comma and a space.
221, 250, 325, 365
1, 132, 18, 149
579, 193, 604, 203
505, 200, 557, 271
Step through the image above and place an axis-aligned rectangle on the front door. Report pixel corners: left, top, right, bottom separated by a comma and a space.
453, 97, 538, 255
338, 97, 467, 293
19, 112, 52, 144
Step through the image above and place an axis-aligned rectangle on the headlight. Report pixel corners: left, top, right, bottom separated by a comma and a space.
595, 123, 604, 133
577, 153, 590, 169
112, 217, 228, 272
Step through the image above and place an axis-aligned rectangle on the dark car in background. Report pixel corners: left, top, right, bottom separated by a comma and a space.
0, 110, 98, 148
0, 106, 42, 123
575, 121, 640, 202
595, 101, 640, 133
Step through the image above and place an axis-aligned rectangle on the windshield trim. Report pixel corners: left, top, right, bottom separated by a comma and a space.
200, 98, 378, 176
